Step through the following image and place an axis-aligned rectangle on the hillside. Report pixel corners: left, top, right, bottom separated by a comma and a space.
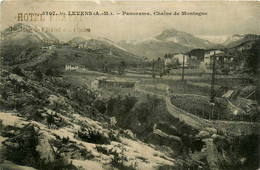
1, 23, 58, 67
0, 67, 259, 170
44, 46, 141, 73
69, 36, 128, 53
45, 35, 141, 73
0, 70, 179, 170
1, 23, 141, 72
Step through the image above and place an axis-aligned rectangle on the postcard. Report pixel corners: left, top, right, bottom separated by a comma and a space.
0, 1, 259, 169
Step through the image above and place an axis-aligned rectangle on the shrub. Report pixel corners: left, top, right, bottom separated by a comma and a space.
95, 145, 110, 155
57, 88, 67, 95
45, 69, 61, 77
71, 85, 96, 106
110, 151, 135, 170
77, 128, 110, 145
43, 157, 76, 170
79, 148, 94, 160
94, 100, 107, 114
11, 67, 25, 77
2, 124, 41, 168
34, 70, 43, 81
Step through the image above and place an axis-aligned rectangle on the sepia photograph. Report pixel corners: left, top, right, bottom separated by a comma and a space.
0, 1, 259, 169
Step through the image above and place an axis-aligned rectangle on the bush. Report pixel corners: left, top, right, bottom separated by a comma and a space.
95, 145, 110, 155
2, 124, 41, 168
11, 67, 25, 77
45, 69, 61, 77
2, 123, 78, 170
57, 88, 67, 95
94, 100, 107, 114
77, 128, 110, 144
110, 151, 136, 170
34, 70, 43, 81
43, 157, 76, 170
71, 85, 96, 106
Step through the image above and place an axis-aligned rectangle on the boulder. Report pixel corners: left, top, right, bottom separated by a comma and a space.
110, 117, 117, 126
124, 129, 136, 140
196, 131, 210, 139
36, 133, 55, 163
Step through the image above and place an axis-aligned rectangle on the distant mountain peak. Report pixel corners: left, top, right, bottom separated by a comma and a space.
2, 23, 58, 45
155, 28, 188, 41
161, 28, 180, 34
224, 33, 260, 47
154, 27, 214, 48
69, 37, 88, 44
117, 27, 215, 58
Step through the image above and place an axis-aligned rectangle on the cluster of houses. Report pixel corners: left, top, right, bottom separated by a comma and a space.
41, 39, 67, 45
163, 49, 234, 71
201, 50, 234, 70
235, 42, 254, 52
70, 40, 101, 51
41, 44, 56, 50
40, 39, 68, 50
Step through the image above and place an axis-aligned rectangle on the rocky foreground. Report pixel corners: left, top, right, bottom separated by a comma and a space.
0, 69, 259, 169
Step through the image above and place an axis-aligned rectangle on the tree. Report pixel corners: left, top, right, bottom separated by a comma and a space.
45, 69, 61, 77
152, 59, 155, 78
34, 70, 43, 81
245, 48, 258, 74
118, 61, 125, 75
45, 69, 54, 77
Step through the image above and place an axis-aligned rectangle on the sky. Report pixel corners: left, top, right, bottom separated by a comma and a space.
1, 1, 260, 41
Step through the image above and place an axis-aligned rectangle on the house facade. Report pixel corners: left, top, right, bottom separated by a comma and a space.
173, 54, 188, 66
65, 63, 85, 71
164, 53, 188, 67
204, 50, 224, 66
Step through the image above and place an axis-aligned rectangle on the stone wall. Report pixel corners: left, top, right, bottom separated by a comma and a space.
98, 79, 136, 88
166, 96, 259, 136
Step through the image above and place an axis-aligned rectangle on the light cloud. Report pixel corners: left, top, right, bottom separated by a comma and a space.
1, 1, 259, 41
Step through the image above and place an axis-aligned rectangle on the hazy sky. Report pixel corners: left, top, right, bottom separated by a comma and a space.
1, 1, 260, 41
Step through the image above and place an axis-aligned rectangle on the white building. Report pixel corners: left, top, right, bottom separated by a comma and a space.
204, 50, 224, 66
164, 54, 188, 67
41, 45, 55, 50
173, 54, 188, 66
164, 58, 172, 66
65, 64, 81, 71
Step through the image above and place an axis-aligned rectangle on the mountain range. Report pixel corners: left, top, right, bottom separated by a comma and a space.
223, 34, 260, 48
117, 28, 216, 59
1, 23, 141, 70
199, 34, 260, 48
1, 23, 259, 60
